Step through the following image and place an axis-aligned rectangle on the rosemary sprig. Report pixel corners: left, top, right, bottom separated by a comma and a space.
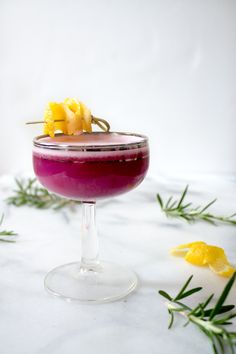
6, 178, 80, 210
159, 273, 236, 354
0, 214, 17, 242
157, 185, 236, 226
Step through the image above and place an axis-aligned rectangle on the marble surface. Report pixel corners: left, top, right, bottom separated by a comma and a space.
0, 175, 236, 354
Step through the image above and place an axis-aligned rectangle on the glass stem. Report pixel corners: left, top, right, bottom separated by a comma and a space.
80, 202, 100, 271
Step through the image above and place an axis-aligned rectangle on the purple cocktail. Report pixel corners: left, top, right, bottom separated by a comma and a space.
33, 132, 149, 302
33, 133, 149, 200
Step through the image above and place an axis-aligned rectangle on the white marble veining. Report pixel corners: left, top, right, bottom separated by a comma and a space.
0, 175, 236, 354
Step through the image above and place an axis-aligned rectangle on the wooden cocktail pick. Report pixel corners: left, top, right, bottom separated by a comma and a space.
26, 116, 110, 132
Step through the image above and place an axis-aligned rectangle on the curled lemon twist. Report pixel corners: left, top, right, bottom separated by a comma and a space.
171, 241, 236, 277
44, 98, 92, 137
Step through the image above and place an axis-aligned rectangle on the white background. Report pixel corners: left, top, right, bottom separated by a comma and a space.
1, 0, 236, 179
1, 3, 236, 354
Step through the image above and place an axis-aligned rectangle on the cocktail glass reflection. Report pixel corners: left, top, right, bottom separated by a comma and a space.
33, 132, 149, 303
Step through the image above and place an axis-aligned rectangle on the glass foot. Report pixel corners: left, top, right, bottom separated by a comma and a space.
44, 261, 138, 303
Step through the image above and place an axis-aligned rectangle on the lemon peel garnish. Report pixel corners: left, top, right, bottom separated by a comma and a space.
170, 241, 206, 255
43, 99, 93, 137
171, 241, 236, 277
209, 261, 236, 278
27, 98, 110, 137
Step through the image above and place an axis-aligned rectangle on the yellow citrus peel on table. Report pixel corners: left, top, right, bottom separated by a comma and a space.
27, 98, 110, 137
170, 241, 236, 277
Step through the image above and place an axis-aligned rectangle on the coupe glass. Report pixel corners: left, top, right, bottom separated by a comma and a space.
33, 132, 149, 303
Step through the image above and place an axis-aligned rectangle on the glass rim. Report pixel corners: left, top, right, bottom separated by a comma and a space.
33, 132, 149, 152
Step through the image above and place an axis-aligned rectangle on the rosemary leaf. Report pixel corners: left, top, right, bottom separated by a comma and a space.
174, 274, 194, 300
159, 273, 236, 354
6, 178, 80, 210
175, 287, 202, 300
157, 185, 236, 226
158, 290, 172, 301
209, 272, 236, 320
0, 214, 17, 242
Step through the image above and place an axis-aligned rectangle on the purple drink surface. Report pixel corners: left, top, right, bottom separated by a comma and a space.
33, 133, 149, 201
